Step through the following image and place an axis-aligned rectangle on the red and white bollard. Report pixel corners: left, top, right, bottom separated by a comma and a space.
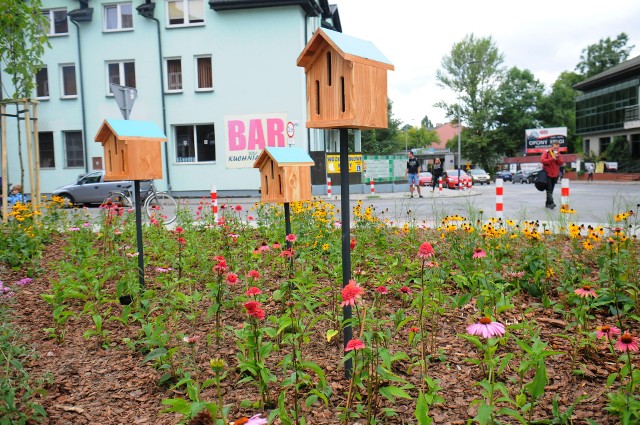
327, 177, 332, 197
210, 184, 219, 221
370, 177, 375, 195
561, 179, 570, 210
438, 177, 443, 193
495, 178, 504, 219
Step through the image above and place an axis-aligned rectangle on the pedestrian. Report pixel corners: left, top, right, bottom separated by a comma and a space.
541, 142, 564, 209
6, 184, 25, 204
405, 151, 423, 198
587, 163, 594, 182
431, 158, 443, 192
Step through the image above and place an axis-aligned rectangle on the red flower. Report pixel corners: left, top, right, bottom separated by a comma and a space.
246, 287, 262, 296
213, 259, 228, 274
400, 286, 411, 294
174, 226, 184, 234
417, 242, 435, 259
235, 205, 243, 212
375, 286, 388, 295
286, 234, 297, 243
177, 237, 186, 245
280, 249, 294, 258
247, 270, 260, 279
345, 338, 365, 352
408, 326, 420, 333
226, 272, 239, 284
244, 301, 265, 320
350, 238, 357, 250
341, 280, 364, 307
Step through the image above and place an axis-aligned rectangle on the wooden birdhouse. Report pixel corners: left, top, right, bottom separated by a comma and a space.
296, 28, 394, 130
95, 119, 167, 181
253, 147, 314, 203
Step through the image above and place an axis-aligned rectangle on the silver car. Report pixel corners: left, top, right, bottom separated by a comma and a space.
52, 171, 151, 205
468, 169, 491, 185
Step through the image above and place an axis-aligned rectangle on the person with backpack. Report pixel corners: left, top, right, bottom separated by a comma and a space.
541, 142, 564, 209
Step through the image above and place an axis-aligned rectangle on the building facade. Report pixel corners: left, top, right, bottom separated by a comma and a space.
574, 54, 640, 160
0, 0, 341, 195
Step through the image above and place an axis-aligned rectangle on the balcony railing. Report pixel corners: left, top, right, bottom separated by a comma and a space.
625, 105, 639, 121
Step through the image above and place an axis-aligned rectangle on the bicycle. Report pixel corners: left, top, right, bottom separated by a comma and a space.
102, 181, 178, 224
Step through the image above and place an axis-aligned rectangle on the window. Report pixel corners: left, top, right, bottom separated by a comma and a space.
64, 131, 84, 168
195, 56, 212, 90
167, 0, 204, 26
107, 61, 136, 93
42, 9, 68, 36
60, 64, 77, 97
166, 58, 182, 91
175, 124, 215, 163
36, 67, 49, 99
39, 132, 55, 168
104, 3, 133, 31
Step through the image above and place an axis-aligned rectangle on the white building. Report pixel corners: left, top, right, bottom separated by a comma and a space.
0, 0, 342, 196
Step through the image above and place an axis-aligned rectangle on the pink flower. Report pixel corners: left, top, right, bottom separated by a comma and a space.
280, 249, 294, 258
472, 248, 487, 259
258, 242, 270, 252
341, 280, 364, 307
229, 233, 240, 242
247, 215, 254, 221
505, 271, 525, 279
272, 241, 282, 249
399, 286, 411, 295
226, 273, 239, 284
16, 278, 33, 286
286, 233, 297, 243
467, 317, 506, 339
155, 267, 173, 273
375, 286, 388, 295
247, 270, 260, 279
246, 287, 262, 296
213, 258, 228, 274
615, 333, 639, 352
596, 325, 621, 339
574, 285, 597, 298
344, 338, 365, 352
182, 335, 200, 344
174, 226, 184, 234
244, 301, 265, 320
417, 242, 435, 259
245, 414, 268, 425
235, 205, 243, 212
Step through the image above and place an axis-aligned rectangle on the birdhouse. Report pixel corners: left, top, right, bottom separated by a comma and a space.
296, 28, 394, 130
253, 147, 314, 203
95, 119, 166, 181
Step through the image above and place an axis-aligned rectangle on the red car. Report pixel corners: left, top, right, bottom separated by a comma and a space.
442, 169, 473, 189
418, 172, 433, 186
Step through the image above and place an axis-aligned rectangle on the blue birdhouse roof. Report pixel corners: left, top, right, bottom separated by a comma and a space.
253, 147, 314, 169
95, 119, 167, 144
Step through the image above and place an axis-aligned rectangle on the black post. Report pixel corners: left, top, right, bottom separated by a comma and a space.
284, 202, 292, 249
134, 180, 145, 289
339, 128, 353, 378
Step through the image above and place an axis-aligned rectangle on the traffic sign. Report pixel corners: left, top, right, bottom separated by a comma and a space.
286, 121, 295, 138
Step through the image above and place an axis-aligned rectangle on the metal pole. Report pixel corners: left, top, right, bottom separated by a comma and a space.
134, 180, 145, 289
457, 94, 461, 190
339, 128, 353, 378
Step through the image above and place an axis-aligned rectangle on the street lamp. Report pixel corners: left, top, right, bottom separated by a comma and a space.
457, 60, 480, 189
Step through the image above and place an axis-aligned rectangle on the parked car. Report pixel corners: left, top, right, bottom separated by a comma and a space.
418, 171, 433, 186
442, 169, 473, 189
52, 171, 151, 206
494, 170, 513, 181
468, 169, 491, 185
512, 170, 533, 184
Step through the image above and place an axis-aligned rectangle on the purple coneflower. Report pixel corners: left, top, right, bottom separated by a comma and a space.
467, 317, 506, 339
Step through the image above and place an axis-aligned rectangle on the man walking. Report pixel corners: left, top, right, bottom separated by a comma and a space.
405, 151, 423, 198
541, 142, 564, 209
431, 158, 443, 192
587, 163, 594, 182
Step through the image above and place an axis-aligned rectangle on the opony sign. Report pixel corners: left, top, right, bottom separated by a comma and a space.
525, 127, 567, 154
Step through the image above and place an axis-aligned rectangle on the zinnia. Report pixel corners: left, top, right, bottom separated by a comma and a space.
226, 273, 239, 284
344, 338, 365, 352
375, 286, 388, 294
466, 317, 506, 339
400, 286, 411, 294
246, 287, 261, 296
417, 242, 435, 259
286, 233, 297, 243
615, 332, 639, 352
247, 270, 260, 279
244, 301, 265, 320
341, 280, 364, 307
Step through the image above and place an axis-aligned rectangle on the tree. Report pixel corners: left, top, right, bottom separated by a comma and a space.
0, 0, 49, 98
575, 33, 635, 78
537, 71, 583, 152
492, 67, 545, 157
435, 34, 505, 170
420, 115, 433, 129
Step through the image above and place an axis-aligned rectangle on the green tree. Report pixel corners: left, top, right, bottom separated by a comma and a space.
0, 0, 49, 98
492, 67, 545, 157
537, 71, 583, 152
420, 115, 433, 129
575, 33, 635, 78
435, 34, 505, 170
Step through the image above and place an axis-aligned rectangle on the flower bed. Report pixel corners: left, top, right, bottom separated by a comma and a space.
1, 197, 639, 424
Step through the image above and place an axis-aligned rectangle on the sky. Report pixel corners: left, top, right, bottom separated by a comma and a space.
336, 0, 640, 127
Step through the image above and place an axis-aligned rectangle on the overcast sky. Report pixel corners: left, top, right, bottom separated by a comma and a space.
336, 0, 640, 127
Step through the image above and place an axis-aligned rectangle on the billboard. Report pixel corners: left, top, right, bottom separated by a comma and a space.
525, 127, 568, 154
225, 113, 288, 168
326, 154, 363, 173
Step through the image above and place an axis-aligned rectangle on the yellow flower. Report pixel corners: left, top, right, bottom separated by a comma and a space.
546, 268, 554, 278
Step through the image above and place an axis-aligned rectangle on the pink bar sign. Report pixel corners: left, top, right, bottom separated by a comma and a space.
225, 113, 287, 168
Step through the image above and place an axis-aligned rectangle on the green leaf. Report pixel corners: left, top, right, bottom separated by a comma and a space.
415, 391, 433, 425
143, 347, 168, 363
379, 385, 412, 402
326, 329, 338, 342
